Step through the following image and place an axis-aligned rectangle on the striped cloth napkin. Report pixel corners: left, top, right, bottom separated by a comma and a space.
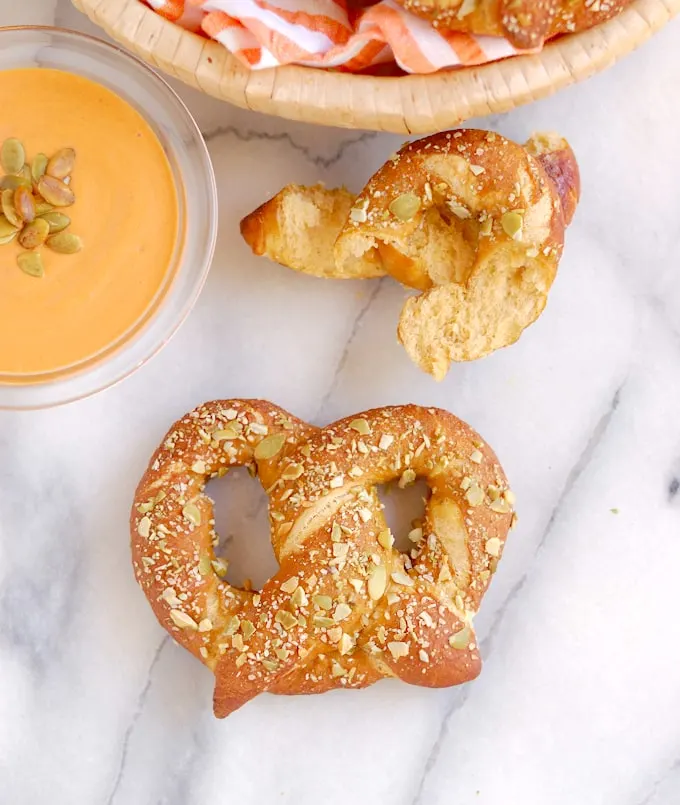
143, 0, 526, 74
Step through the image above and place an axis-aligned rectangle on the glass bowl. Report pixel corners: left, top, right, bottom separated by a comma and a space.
0, 26, 217, 409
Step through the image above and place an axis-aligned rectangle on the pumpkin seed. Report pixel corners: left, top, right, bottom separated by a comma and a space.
39, 211, 70, 233
389, 193, 422, 222
19, 218, 50, 250
448, 625, 472, 650
31, 153, 48, 184
37, 176, 75, 207
17, 252, 44, 278
501, 210, 524, 240
46, 147, 76, 180
34, 200, 54, 216
1, 138, 25, 175
1, 189, 22, 228
0, 231, 17, 245
14, 186, 36, 223
46, 232, 82, 254
254, 433, 286, 460
0, 174, 31, 192
0, 215, 19, 240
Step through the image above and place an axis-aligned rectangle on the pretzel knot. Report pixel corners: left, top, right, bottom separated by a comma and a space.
131, 401, 515, 718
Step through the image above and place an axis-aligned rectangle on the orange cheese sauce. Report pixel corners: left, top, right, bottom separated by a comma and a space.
0, 68, 179, 376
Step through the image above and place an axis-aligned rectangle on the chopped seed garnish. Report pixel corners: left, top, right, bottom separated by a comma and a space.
328, 626, 343, 643
418, 611, 434, 628
448, 201, 471, 219
331, 660, 346, 677
332, 543, 349, 559
408, 527, 423, 543
349, 418, 371, 435
378, 528, 394, 550
333, 603, 352, 621
170, 610, 198, 631
391, 571, 414, 587
313, 594, 333, 610
224, 616, 241, 636
501, 210, 524, 240
388, 641, 409, 659
161, 587, 181, 608
399, 469, 417, 488
485, 537, 501, 557
275, 610, 298, 630
290, 586, 308, 608
254, 433, 286, 460
368, 564, 387, 601
213, 427, 240, 442
465, 484, 484, 507
339, 633, 353, 655
449, 625, 471, 650
182, 503, 201, 526
211, 558, 229, 578
280, 577, 299, 593
281, 463, 304, 480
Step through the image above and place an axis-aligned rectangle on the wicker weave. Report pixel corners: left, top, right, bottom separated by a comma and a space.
72, 0, 679, 133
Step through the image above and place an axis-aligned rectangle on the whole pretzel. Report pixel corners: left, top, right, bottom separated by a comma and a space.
131, 401, 515, 717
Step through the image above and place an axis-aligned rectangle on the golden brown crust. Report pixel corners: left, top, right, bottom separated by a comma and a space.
396, 0, 634, 48
131, 400, 515, 718
525, 132, 581, 227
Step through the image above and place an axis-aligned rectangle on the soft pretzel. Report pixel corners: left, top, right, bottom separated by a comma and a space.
131, 400, 515, 718
241, 129, 579, 380
394, 0, 634, 48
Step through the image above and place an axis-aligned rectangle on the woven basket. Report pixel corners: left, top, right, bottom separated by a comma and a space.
73, 0, 679, 133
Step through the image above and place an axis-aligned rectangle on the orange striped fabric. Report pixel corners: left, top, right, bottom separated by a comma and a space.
142, 0, 528, 73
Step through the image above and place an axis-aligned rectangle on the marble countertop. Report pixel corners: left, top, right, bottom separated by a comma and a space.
2, 2, 680, 804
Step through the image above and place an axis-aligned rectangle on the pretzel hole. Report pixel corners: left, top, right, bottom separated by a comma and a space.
377, 478, 430, 555
207, 468, 277, 591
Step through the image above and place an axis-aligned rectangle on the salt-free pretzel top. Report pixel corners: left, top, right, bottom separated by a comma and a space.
241, 129, 579, 379
395, 0, 634, 48
131, 401, 515, 718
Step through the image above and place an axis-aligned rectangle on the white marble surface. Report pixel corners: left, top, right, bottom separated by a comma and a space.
1, 2, 680, 803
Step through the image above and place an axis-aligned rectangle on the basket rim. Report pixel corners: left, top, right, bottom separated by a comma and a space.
72, 0, 680, 132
